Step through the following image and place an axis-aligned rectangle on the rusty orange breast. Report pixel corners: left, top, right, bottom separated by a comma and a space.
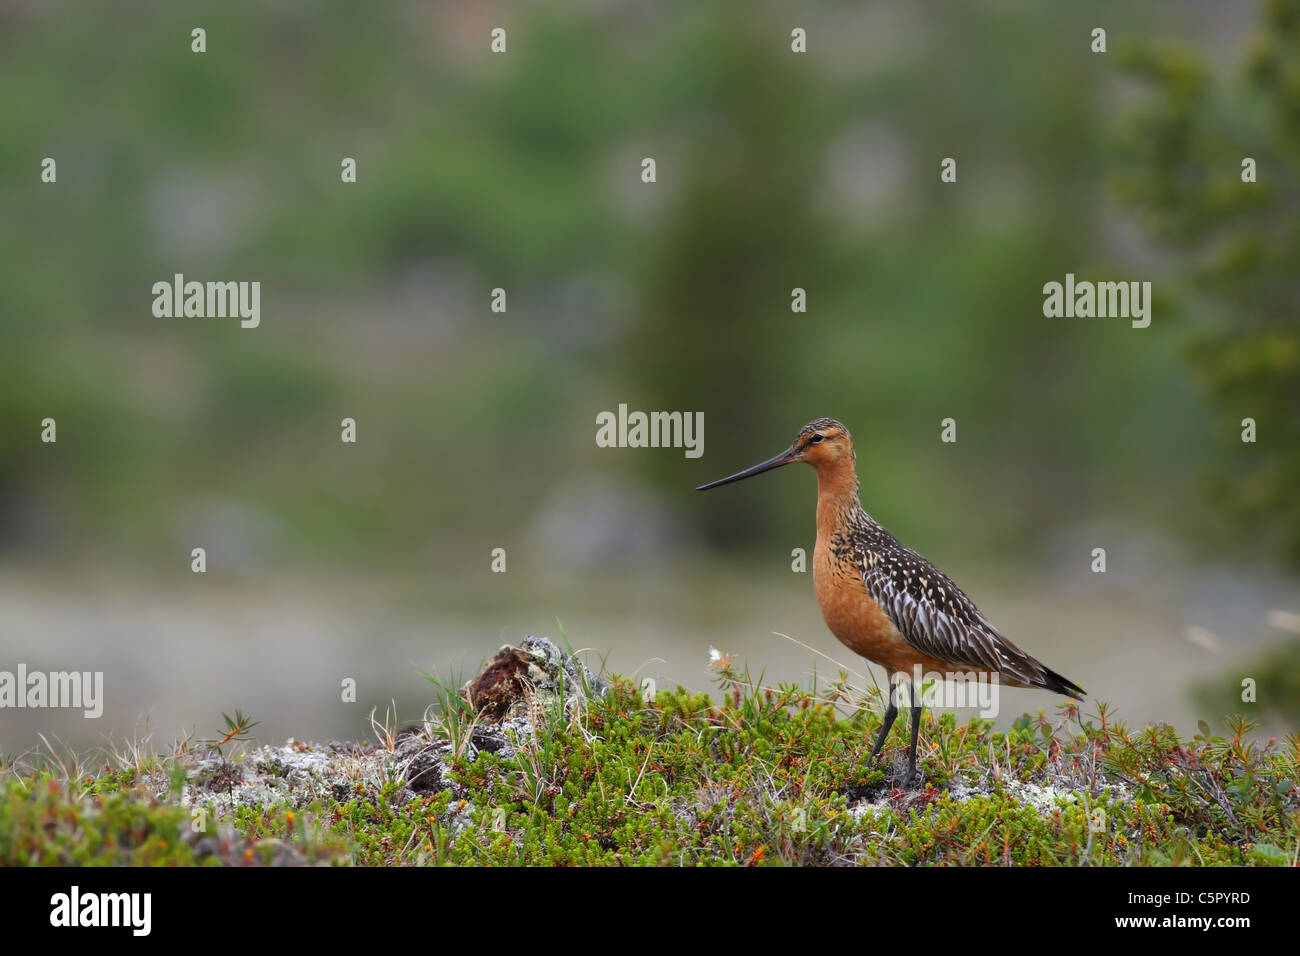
811, 482, 957, 678
813, 537, 904, 665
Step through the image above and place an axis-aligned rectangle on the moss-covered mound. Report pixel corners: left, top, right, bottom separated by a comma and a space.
2, 638, 1296, 866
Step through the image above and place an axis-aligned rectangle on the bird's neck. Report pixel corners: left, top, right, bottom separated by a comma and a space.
814, 462, 864, 536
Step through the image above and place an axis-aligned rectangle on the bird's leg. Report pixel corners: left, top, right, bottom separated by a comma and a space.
903, 678, 924, 787
866, 678, 898, 766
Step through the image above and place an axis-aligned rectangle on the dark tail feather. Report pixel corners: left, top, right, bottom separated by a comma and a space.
1039, 666, 1086, 702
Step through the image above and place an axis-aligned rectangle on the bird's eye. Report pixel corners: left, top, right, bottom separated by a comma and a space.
810, 434, 824, 444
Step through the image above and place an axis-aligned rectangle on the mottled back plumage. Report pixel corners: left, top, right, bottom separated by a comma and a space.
828, 508, 1084, 699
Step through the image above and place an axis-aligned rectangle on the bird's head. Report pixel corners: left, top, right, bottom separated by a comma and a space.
696, 418, 854, 490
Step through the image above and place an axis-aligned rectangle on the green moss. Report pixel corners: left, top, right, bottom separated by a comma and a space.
0, 774, 200, 866
4, 668, 1297, 866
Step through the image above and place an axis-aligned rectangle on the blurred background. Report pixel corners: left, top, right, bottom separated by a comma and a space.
2, 0, 1297, 754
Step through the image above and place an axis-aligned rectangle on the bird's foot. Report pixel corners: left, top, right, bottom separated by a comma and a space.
901, 766, 923, 789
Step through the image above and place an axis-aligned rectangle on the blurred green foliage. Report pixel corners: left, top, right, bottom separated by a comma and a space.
0, 1, 1290, 576
1114, 0, 1300, 564
1195, 636, 1300, 729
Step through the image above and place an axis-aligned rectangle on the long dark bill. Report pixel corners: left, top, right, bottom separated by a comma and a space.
695, 447, 800, 491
